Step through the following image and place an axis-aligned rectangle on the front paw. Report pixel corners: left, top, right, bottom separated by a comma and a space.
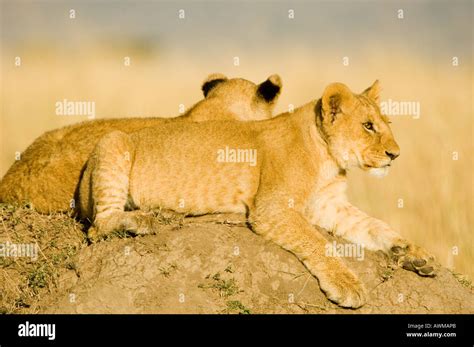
390, 241, 438, 277
317, 268, 367, 308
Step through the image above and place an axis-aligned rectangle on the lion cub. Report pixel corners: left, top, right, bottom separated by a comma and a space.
0, 74, 282, 213
79, 80, 437, 309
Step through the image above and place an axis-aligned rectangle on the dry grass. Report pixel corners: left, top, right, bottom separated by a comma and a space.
0, 44, 472, 281
0, 203, 86, 313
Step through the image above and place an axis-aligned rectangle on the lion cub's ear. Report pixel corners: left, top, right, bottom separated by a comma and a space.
322, 82, 354, 121
257, 74, 282, 102
202, 73, 228, 97
362, 80, 381, 103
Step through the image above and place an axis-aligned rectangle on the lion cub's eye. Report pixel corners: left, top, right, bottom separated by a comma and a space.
363, 122, 374, 131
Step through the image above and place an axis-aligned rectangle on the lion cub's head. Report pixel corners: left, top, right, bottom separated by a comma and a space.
317, 81, 400, 177
187, 73, 282, 121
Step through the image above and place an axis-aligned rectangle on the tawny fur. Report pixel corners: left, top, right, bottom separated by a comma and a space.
79, 81, 438, 309
0, 74, 282, 213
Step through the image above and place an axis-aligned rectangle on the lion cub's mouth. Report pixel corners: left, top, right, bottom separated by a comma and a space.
361, 163, 391, 178
363, 163, 391, 169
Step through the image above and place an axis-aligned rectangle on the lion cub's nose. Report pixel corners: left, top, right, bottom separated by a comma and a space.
385, 150, 399, 161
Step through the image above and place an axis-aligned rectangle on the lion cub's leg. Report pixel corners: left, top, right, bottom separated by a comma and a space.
249, 196, 367, 308
80, 131, 157, 242
308, 179, 438, 276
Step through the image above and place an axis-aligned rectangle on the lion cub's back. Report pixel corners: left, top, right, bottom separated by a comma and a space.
129, 121, 262, 215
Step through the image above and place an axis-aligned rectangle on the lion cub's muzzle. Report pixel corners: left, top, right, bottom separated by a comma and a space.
383, 139, 400, 162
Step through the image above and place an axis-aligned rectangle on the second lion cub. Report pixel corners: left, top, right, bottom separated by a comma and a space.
0, 73, 281, 213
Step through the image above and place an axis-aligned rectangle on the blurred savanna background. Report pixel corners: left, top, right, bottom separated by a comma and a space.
0, 0, 472, 279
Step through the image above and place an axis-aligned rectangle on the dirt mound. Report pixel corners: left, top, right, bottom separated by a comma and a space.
1, 205, 472, 314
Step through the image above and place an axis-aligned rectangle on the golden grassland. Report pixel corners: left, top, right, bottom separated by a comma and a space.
1, 45, 472, 279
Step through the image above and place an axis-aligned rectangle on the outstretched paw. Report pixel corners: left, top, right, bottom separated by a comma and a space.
390, 241, 438, 277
